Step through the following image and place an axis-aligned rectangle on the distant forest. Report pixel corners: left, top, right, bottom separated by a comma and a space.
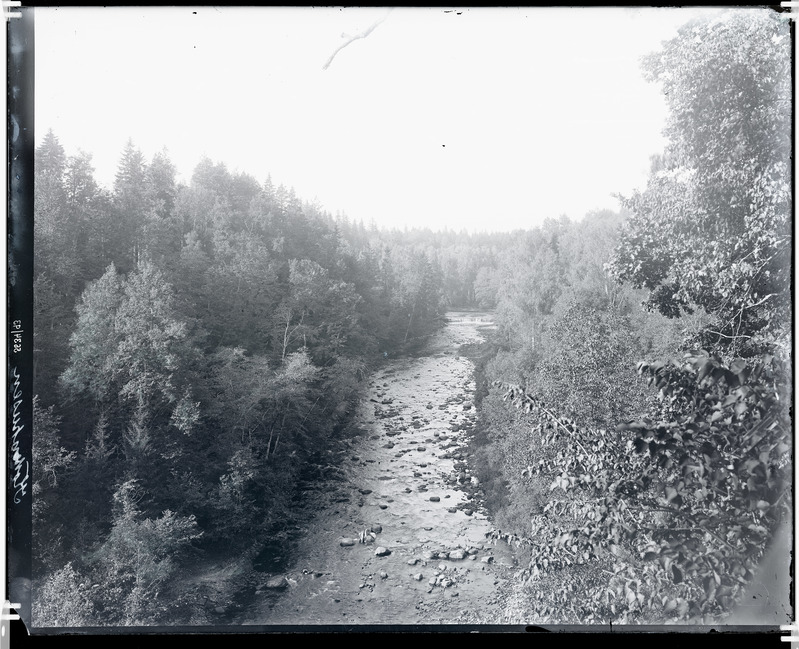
32, 9, 791, 626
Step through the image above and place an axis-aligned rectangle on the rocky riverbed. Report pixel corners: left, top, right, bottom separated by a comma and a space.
236, 311, 520, 627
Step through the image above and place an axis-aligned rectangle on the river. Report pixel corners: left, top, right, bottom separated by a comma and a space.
237, 311, 520, 626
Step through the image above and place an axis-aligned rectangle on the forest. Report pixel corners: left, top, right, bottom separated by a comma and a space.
31, 9, 791, 626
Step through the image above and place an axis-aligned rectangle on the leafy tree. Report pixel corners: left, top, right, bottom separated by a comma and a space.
60, 264, 125, 404
60, 262, 200, 493
203, 230, 281, 352
531, 304, 649, 429
32, 562, 94, 627
609, 9, 791, 356
89, 479, 202, 625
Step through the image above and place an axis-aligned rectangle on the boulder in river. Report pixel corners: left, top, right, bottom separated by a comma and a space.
375, 546, 391, 557
448, 549, 466, 560
264, 575, 289, 590
370, 524, 383, 534
340, 538, 357, 547
429, 496, 440, 502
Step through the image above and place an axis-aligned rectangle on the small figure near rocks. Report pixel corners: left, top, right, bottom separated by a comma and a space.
358, 529, 376, 544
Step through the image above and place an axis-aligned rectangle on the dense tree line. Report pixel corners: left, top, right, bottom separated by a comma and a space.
32, 135, 485, 624
471, 9, 791, 624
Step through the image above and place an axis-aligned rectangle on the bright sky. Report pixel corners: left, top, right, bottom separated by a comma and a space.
35, 6, 725, 233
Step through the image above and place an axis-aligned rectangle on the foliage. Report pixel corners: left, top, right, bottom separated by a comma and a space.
32, 396, 75, 508
530, 303, 650, 429
471, 10, 793, 626
60, 262, 199, 448
32, 562, 94, 627
89, 480, 202, 625
32, 397, 76, 575
609, 9, 792, 355
497, 347, 791, 622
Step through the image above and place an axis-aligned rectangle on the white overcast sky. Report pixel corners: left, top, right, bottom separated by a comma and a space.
35, 6, 728, 233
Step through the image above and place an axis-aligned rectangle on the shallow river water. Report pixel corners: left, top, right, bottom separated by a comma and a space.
237, 311, 519, 626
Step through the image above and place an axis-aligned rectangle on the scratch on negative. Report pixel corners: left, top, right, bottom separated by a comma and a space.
322, 10, 392, 71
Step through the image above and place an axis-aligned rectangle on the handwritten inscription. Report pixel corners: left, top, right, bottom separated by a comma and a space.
10, 366, 29, 504
11, 319, 22, 354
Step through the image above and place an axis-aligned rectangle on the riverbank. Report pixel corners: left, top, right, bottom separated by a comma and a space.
221, 312, 519, 626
